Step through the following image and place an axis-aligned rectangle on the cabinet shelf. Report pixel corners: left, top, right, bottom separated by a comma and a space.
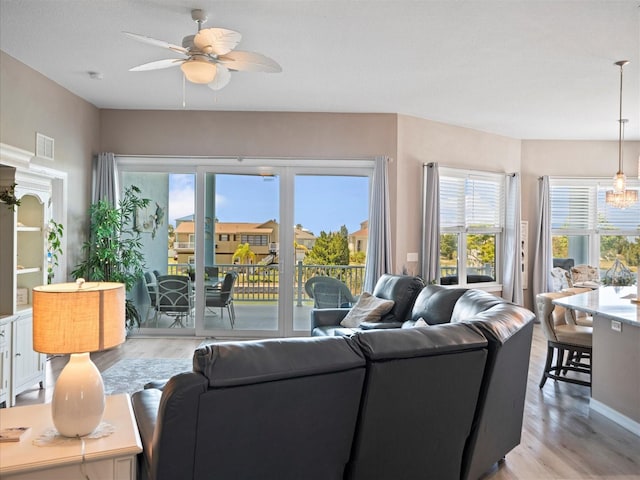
16, 267, 41, 275
17, 226, 41, 232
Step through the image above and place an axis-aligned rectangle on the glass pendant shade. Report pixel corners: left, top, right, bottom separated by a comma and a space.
612, 171, 626, 193
605, 189, 638, 209
181, 58, 216, 84
606, 60, 637, 208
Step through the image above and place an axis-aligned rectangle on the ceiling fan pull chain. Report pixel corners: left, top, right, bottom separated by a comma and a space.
182, 74, 186, 108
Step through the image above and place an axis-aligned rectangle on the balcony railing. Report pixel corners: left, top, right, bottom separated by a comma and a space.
165, 262, 365, 304
174, 242, 195, 250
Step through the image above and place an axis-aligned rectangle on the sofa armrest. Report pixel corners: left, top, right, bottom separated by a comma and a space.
133, 372, 208, 480
359, 321, 404, 330
310, 308, 351, 330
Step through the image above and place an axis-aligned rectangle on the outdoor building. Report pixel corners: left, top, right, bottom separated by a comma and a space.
172, 218, 319, 265
349, 220, 369, 255
215, 220, 277, 264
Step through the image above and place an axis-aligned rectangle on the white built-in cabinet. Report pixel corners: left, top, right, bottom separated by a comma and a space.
0, 144, 62, 406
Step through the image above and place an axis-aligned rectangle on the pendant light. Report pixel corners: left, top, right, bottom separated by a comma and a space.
605, 60, 638, 209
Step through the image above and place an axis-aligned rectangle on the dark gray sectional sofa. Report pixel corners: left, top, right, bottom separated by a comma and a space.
131, 278, 535, 480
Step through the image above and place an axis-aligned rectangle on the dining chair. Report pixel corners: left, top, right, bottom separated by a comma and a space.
535, 291, 592, 388
156, 275, 193, 328
205, 271, 237, 328
143, 271, 158, 325
560, 287, 594, 326
570, 264, 600, 286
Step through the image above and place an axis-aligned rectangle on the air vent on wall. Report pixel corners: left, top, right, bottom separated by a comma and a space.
36, 132, 54, 161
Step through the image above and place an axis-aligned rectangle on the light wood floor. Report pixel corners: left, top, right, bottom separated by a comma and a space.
14, 326, 640, 479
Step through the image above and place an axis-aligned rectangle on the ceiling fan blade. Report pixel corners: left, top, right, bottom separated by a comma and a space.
208, 63, 231, 91
194, 28, 241, 55
129, 58, 184, 71
123, 31, 188, 55
218, 51, 282, 73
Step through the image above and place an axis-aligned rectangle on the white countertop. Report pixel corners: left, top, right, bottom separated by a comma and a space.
553, 286, 639, 326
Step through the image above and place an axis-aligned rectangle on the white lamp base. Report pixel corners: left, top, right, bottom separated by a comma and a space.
52, 352, 105, 437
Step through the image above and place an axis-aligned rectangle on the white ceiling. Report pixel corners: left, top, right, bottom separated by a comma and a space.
1, 0, 639, 140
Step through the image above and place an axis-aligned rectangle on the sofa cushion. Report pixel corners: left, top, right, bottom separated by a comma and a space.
340, 292, 394, 327
371, 274, 425, 323
451, 289, 505, 322
410, 285, 468, 325
193, 336, 364, 388
346, 324, 488, 480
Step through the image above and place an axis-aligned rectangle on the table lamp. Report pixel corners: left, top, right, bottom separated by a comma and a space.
32, 279, 125, 437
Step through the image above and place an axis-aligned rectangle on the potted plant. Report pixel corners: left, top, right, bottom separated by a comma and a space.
46, 219, 64, 284
0, 183, 21, 211
72, 185, 150, 330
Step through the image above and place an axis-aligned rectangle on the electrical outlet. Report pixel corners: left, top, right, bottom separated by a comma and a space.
611, 320, 622, 332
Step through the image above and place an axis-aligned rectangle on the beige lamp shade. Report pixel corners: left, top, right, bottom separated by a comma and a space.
32, 281, 126, 354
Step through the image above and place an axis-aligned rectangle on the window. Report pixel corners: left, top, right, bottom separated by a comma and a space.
439, 168, 505, 285
550, 178, 640, 279
219, 234, 229, 241
240, 234, 269, 246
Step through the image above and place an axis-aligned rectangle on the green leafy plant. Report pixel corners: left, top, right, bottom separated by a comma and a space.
0, 183, 21, 211
46, 219, 64, 284
72, 185, 150, 330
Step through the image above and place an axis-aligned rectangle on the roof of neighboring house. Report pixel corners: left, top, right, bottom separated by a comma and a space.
215, 222, 273, 235
174, 219, 317, 238
294, 228, 316, 240
350, 227, 368, 237
174, 222, 194, 234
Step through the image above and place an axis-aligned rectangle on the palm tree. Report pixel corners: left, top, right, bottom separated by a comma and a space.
232, 243, 256, 282
233, 243, 257, 264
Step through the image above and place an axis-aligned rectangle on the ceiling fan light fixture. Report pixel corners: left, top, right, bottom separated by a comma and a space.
181, 58, 216, 84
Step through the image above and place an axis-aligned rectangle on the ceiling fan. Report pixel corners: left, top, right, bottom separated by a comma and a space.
124, 9, 281, 91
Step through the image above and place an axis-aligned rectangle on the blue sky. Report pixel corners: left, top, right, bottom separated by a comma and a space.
168, 174, 369, 235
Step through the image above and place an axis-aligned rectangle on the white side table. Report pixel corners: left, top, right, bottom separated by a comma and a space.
0, 393, 142, 480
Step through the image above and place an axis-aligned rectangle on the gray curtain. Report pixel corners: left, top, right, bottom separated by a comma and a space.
533, 176, 552, 298
92, 152, 119, 205
501, 173, 523, 304
364, 156, 392, 292
421, 162, 440, 284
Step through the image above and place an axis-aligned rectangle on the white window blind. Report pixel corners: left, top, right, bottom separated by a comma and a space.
440, 169, 504, 231
550, 178, 640, 234
550, 181, 595, 231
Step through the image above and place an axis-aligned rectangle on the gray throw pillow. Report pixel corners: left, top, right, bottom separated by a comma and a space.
340, 292, 395, 328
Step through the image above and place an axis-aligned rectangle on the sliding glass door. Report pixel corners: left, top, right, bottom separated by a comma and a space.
194, 172, 280, 335
292, 174, 369, 332
119, 158, 372, 339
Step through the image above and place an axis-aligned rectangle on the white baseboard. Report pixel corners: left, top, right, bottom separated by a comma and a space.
590, 398, 640, 437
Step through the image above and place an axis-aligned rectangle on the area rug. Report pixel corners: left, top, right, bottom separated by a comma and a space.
102, 358, 193, 395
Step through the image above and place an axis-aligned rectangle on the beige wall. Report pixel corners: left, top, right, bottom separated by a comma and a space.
396, 114, 522, 276
0, 51, 100, 276
99, 110, 398, 158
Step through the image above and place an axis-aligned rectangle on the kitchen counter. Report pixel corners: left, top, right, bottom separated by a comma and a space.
553, 286, 640, 436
